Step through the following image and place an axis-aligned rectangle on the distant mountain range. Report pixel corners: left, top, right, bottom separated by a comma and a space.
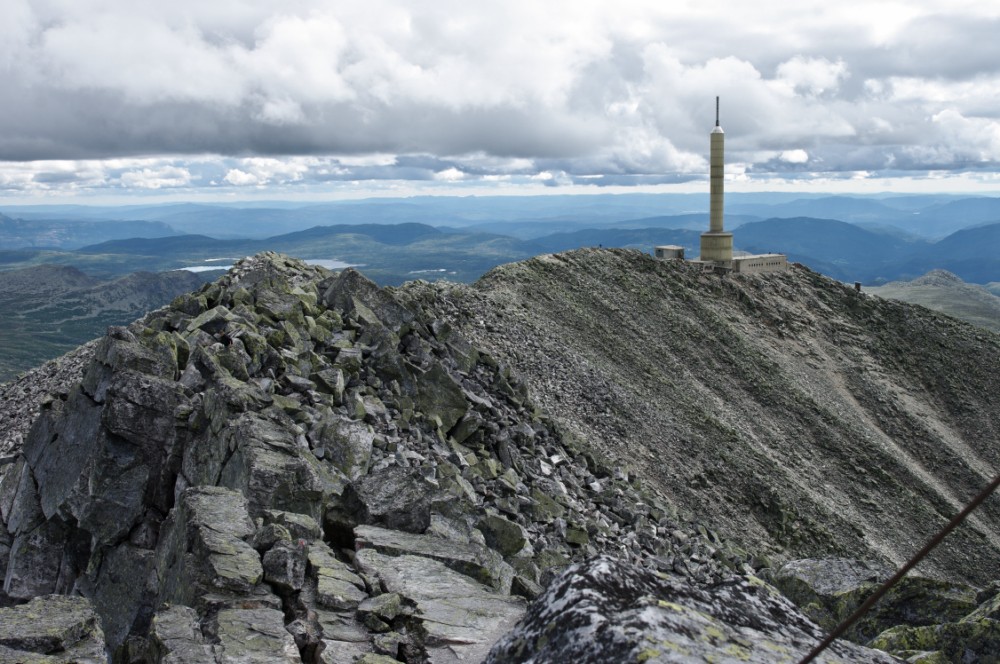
2, 193, 1000, 380
0, 212, 178, 249
2, 215, 998, 286
3, 192, 998, 244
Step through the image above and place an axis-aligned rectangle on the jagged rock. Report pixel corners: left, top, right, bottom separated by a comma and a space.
356, 524, 514, 594
156, 486, 263, 605
320, 269, 415, 333
148, 604, 219, 663
358, 592, 404, 622
347, 465, 447, 534
262, 540, 307, 592
3, 519, 68, 600
355, 548, 525, 663
476, 513, 530, 559
215, 413, 333, 523
321, 417, 375, 481
308, 541, 368, 610
485, 556, 899, 663
90, 544, 157, 651
0, 595, 106, 663
410, 364, 468, 433
260, 509, 322, 542
212, 608, 300, 663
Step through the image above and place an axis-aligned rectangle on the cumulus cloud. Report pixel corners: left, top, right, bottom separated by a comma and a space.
0, 0, 999, 197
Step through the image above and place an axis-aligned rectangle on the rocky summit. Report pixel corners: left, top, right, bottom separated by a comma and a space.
1, 249, 1000, 663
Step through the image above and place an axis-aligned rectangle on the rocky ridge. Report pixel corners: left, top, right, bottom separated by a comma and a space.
1, 252, 760, 663
2, 250, 1000, 662
402, 249, 1000, 587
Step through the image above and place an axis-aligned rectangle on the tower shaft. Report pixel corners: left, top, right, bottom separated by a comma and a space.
709, 129, 725, 233
700, 96, 733, 263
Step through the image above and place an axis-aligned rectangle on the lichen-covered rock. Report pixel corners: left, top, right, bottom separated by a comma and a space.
485, 556, 900, 664
263, 540, 307, 593
476, 513, 531, 559
308, 541, 368, 610
356, 524, 514, 594
0, 595, 106, 663
355, 548, 525, 663
346, 466, 447, 534
156, 486, 263, 604
147, 604, 219, 663
871, 619, 1000, 662
212, 608, 300, 663
321, 417, 374, 481
320, 269, 415, 333
776, 558, 979, 644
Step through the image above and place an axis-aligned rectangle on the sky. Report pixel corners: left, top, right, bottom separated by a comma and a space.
2, 0, 1000, 203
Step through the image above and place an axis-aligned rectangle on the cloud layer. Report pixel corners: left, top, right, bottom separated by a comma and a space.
2, 1, 1000, 196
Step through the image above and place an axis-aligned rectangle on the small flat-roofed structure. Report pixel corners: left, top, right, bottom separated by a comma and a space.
732, 253, 788, 274
654, 245, 685, 260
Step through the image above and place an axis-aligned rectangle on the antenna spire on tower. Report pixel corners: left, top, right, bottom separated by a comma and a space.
715, 96, 720, 127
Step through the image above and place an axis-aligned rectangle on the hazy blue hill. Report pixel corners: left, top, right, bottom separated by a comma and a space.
874, 194, 968, 211
921, 197, 1000, 225
77, 234, 225, 254
921, 222, 1000, 259
734, 217, 924, 281
275, 222, 443, 245
729, 196, 904, 223
0, 215, 179, 250
886, 222, 1000, 283
876, 197, 1000, 238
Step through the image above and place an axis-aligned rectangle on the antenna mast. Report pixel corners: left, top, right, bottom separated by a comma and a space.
715, 96, 720, 127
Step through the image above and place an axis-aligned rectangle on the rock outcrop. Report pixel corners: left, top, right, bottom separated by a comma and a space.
486, 556, 900, 663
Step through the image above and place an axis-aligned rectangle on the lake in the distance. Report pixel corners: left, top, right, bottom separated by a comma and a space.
178, 258, 356, 273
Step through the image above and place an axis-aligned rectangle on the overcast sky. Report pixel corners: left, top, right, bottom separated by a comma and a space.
2, 0, 1000, 202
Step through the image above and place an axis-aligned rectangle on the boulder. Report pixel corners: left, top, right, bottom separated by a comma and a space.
0, 595, 106, 663
262, 540, 307, 593
212, 608, 300, 663
871, 620, 1000, 662
348, 466, 446, 534
148, 604, 219, 663
355, 549, 525, 663
308, 541, 368, 611
320, 418, 374, 481
355, 525, 514, 594
320, 269, 415, 332
485, 556, 899, 663
156, 486, 263, 605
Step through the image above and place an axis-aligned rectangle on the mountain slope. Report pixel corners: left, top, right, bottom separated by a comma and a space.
0, 265, 213, 381
404, 248, 1000, 586
868, 270, 1000, 333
